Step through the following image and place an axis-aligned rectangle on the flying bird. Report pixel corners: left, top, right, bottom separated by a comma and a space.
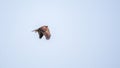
33, 25, 51, 40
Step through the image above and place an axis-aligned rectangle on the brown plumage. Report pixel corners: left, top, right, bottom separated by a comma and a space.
33, 25, 51, 40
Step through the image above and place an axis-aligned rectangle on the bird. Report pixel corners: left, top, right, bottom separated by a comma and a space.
33, 25, 51, 40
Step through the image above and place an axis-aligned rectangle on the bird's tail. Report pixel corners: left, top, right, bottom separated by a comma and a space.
32, 29, 38, 33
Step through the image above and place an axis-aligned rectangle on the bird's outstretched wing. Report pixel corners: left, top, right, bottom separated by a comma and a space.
44, 28, 51, 40
38, 31, 43, 39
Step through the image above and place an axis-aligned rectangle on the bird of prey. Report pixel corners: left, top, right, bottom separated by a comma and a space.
33, 25, 51, 40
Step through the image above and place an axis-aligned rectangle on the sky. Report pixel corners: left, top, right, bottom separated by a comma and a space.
0, 0, 120, 68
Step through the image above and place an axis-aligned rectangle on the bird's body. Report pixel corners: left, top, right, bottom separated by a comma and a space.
33, 25, 51, 40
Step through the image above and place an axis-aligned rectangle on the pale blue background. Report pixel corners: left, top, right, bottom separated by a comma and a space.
0, 0, 120, 68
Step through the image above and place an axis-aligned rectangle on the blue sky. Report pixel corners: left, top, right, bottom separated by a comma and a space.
0, 0, 120, 68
